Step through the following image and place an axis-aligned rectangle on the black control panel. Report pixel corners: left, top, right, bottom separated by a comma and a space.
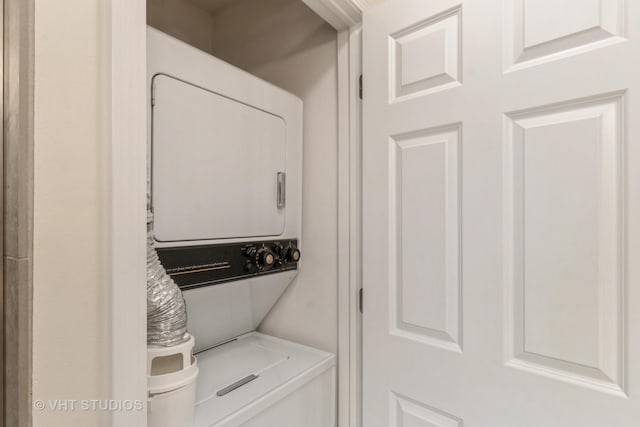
156, 239, 300, 291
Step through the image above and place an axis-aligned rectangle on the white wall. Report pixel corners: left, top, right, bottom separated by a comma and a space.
254, 41, 339, 353
208, 0, 339, 353
33, 0, 109, 425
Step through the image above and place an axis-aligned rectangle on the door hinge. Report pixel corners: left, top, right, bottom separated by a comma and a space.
359, 288, 363, 314
358, 74, 363, 100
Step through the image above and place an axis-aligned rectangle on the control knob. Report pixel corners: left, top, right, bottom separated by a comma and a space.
283, 244, 301, 263
256, 246, 276, 269
243, 246, 258, 272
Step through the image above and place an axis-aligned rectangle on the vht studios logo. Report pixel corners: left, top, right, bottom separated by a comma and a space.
33, 399, 144, 412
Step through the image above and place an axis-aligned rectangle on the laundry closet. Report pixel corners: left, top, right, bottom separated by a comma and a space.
146, 0, 339, 353
26, 1, 640, 427
145, 0, 341, 425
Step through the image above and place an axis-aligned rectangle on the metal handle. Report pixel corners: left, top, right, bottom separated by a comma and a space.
277, 172, 286, 209
216, 374, 258, 397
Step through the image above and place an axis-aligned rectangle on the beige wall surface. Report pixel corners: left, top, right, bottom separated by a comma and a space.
147, 0, 215, 54
207, 0, 339, 354
253, 36, 339, 354
209, 0, 332, 71
33, 0, 109, 425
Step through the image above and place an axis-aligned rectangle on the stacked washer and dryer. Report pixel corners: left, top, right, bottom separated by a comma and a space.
147, 27, 336, 426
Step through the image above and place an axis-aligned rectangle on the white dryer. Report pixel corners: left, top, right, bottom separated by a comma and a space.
147, 27, 335, 426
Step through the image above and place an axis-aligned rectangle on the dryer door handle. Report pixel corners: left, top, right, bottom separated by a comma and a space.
277, 172, 286, 209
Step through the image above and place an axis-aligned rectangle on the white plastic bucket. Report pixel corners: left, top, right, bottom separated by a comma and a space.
148, 335, 198, 427
148, 368, 198, 427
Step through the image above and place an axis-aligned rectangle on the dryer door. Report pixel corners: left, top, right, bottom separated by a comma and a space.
152, 74, 286, 243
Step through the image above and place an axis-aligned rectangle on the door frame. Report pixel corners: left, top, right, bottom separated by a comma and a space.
335, 22, 363, 427
108, 1, 377, 426
4, 0, 34, 425
108, 1, 148, 426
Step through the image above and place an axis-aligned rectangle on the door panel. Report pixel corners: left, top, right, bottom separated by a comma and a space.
504, 94, 625, 395
391, 125, 461, 352
505, 0, 625, 69
363, 0, 640, 425
390, 6, 462, 101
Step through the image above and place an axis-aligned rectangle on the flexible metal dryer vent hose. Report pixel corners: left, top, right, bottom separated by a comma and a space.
147, 205, 190, 347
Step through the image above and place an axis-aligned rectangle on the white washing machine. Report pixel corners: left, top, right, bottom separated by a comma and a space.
193, 333, 334, 427
147, 27, 336, 427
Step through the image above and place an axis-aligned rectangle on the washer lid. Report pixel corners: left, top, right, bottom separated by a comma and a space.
193, 333, 334, 426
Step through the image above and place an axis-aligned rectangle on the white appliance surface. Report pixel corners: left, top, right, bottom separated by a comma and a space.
148, 26, 302, 249
152, 74, 287, 242
147, 27, 334, 427
148, 27, 304, 352
193, 332, 335, 427
184, 271, 296, 353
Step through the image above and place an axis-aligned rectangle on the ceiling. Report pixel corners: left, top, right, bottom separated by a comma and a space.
190, 0, 237, 13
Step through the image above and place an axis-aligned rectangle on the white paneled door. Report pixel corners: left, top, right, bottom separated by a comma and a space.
362, 0, 640, 426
